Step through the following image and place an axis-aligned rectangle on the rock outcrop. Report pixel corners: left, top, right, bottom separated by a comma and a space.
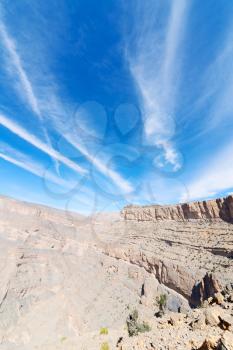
121, 195, 233, 223
190, 273, 222, 307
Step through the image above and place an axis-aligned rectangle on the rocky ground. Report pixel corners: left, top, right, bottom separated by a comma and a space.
0, 195, 232, 349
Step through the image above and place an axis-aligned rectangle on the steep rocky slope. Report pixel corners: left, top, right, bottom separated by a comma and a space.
0, 195, 232, 349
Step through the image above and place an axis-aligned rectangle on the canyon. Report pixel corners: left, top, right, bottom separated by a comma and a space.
0, 195, 232, 349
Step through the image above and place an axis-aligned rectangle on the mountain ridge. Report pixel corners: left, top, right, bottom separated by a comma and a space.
122, 195, 233, 222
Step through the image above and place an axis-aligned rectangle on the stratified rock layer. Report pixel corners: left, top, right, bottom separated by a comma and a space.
0, 195, 232, 350
121, 195, 233, 222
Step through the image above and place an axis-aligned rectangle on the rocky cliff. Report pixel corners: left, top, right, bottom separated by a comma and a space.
121, 195, 233, 222
0, 195, 232, 349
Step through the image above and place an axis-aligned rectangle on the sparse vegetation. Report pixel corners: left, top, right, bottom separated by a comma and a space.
156, 294, 167, 311
155, 294, 167, 317
100, 327, 108, 335
60, 336, 67, 342
126, 309, 151, 337
100, 342, 110, 350
136, 321, 151, 333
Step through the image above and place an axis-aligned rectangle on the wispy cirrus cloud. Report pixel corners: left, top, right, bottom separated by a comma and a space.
201, 27, 233, 132
125, 0, 190, 171
0, 113, 86, 175
181, 140, 233, 202
0, 21, 41, 116
35, 88, 133, 193
0, 15, 60, 170
0, 141, 97, 211
64, 136, 133, 193
25, 88, 133, 193
0, 8, 133, 195
0, 143, 71, 189
181, 24, 233, 202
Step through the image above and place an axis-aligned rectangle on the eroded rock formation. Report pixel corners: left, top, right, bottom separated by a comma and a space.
121, 195, 233, 223
190, 273, 222, 307
0, 195, 232, 349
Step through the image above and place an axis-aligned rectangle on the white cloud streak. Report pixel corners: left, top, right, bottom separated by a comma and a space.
161, 0, 188, 98
202, 27, 233, 132
0, 146, 69, 189
0, 13, 132, 194
0, 21, 41, 116
0, 113, 86, 175
37, 94, 133, 193
0, 143, 97, 206
181, 24, 233, 202
0, 17, 60, 170
181, 141, 233, 202
65, 136, 133, 193
127, 0, 190, 170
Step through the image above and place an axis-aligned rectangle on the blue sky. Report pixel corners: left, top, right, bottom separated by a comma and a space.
0, 0, 233, 214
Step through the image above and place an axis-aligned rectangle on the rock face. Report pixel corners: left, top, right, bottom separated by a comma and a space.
0, 195, 232, 350
121, 195, 233, 223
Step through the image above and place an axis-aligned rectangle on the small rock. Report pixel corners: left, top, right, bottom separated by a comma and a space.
168, 313, 183, 326
140, 295, 149, 306
214, 292, 224, 305
204, 309, 220, 327
116, 337, 123, 348
221, 303, 229, 310
196, 338, 217, 350
203, 300, 210, 308
225, 283, 233, 292
220, 331, 233, 350
155, 310, 164, 318
136, 339, 144, 348
228, 293, 233, 303
219, 314, 233, 330
191, 313, 206, 330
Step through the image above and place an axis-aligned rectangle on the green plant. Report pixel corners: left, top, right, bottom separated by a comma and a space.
137, 321, 151, 333
100, 327, 108, 335
156, 294, 167, 311
126, 309, 151, 337
60, 336, 67, 342
100, 342, 110, 350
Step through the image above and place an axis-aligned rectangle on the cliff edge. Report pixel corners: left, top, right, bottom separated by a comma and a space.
121, 195, 233, 222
